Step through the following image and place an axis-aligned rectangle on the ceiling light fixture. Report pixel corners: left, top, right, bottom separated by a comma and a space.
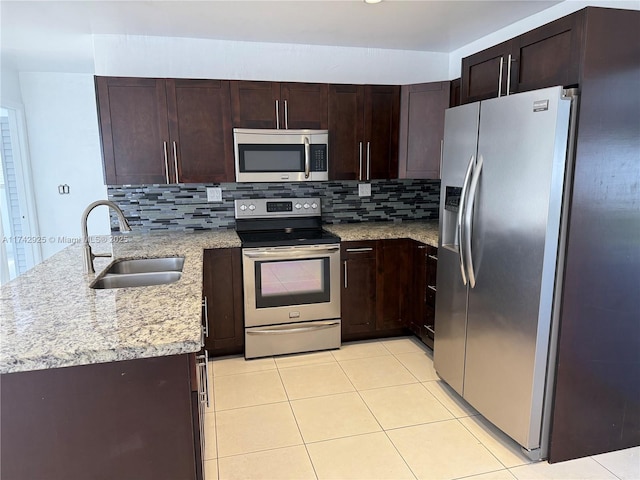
364, 0, 382, 4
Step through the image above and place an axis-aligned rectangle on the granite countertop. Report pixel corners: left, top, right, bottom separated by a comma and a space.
324, 220, 439, 247
0, 230, 240, 374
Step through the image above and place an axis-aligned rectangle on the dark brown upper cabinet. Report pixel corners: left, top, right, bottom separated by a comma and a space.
230, 80, 328, 129
328, 84, 400, 181
95, 76, 234, 185
460, 10, 584, 104
398, 81, 450, 179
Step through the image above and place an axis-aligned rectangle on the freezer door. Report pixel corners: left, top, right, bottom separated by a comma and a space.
463, 86, 571, 450
434, 102, 480, 395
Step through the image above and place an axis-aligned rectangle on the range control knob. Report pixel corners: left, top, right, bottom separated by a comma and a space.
303, 203, 310, 209
311, 202, 318, 209
239, 204, 247, 211
295, 203, 302, 209
248, 204, 256, 211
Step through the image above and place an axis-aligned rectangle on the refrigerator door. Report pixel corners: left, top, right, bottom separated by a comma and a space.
434, 102, 480, 395
463, 87, 571, 450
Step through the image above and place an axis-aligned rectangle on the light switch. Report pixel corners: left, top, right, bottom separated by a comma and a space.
358, 183, 371, 197
206, 187, 223, 202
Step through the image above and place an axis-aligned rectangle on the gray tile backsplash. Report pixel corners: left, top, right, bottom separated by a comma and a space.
107, 179, 440, 232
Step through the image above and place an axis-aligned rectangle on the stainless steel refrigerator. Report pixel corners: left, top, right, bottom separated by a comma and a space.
434, 86, 578, 461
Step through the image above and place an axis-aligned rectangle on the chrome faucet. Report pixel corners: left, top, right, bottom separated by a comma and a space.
81, 200, 131, 274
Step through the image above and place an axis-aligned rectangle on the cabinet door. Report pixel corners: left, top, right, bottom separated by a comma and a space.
460, 40, 511, 104
511, 12, 584, 94
167, 79, 234, 183
203, 248, 244, 355
377, 239, 411, 331
95, 76, 170, 185
341, 241, 377, 337
280, 83, 328, 130
412, 242, 429, 335
450, 78, 461, 108
230, 81, 280, 128
328, 84, 365, 180
364, 85, 400, 180
398, 82, 449, 179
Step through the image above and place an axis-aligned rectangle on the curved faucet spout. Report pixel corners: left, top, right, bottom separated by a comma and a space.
81, 200, 131, 274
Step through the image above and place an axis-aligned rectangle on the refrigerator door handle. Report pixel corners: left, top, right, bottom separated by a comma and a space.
457, 155, 475, 285
465, 154, 483, 288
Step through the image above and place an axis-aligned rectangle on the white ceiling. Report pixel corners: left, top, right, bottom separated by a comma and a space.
1, 0, 564, 72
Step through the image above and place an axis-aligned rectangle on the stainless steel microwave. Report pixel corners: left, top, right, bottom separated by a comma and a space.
234, 128, 329, 182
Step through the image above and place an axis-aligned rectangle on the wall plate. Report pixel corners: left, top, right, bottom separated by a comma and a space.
206, 187, 222, 202
358, 183, 371, 197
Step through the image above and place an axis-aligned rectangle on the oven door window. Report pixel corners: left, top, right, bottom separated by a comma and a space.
238, 144, 304, 173
255, 258, 330, 308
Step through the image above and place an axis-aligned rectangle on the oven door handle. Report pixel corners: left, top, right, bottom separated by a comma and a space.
243, 246, 340, 258
247, 321, 340, 335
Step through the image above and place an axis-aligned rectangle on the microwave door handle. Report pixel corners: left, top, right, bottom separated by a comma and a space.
304, 137, 311, 179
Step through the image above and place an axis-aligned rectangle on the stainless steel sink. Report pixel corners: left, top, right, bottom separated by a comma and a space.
91, 271, 182, 289
90, 256, 185, 289
104, 257, 185, 275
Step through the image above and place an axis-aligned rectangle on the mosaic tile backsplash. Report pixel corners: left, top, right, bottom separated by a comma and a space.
107, 179, 440, 232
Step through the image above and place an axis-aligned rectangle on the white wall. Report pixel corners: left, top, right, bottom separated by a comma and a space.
19, 72, 109, 260
93, 35, 449, 84
448, 0, 640, 78
1, 67, 23, 105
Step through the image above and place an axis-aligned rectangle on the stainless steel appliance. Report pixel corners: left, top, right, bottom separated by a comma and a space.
434, 86, 578, 461
235, 198, 341, 359
234, 129, 329, 182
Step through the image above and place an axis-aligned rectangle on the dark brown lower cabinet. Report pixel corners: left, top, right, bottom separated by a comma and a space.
0, 354, 202, 480
203, 248, 244, 356
341, 239, 414, 341
409, 242, 437, 349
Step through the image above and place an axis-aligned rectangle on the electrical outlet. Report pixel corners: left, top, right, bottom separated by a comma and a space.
358, 183, 371, 197
206, 187, 223, 202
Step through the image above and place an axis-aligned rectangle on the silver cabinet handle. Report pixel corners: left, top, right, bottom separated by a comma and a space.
304, 136, 310, 179
465, 154, 483, 288
506, 54, 513, 96
424, 325, 435, 335
163, 141, 170, 184
275, 100, 280, 129
428, 254, 438, 261
428, 285, 437, 292
498, 56, 504, 97
366, 141, 371, 180
345, 247, 373, 253
417, 245, 427, 250
202, 296, 209, 338
457, 155, 475, 286
358, 142, 363, 181
284, 100, 288, 129
343, 260, 348, 288
247, 322, 340, 335
172, 141, 179, 183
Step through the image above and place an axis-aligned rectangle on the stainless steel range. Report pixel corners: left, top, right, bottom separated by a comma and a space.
235, 198, 341, 359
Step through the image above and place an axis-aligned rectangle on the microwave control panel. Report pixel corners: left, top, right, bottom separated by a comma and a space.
310, 145, 328, 172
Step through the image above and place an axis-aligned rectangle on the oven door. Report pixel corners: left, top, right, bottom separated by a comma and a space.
242, 244, 341, 327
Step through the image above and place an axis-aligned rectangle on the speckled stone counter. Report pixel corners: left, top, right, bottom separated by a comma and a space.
324, 220, 439, 247
0, 230, 240, 374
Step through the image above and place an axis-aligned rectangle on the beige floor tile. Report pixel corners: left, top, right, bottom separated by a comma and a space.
459, 415, 534, 468
340, 355, 418, 390
592, 446, 640, 480
291, 392, 381, 443
204, 459, 218, 480
387, 420, 504, 479
360, 383, 453, 430
211, 355, 276, 377
379, 336, 428, 355
218, 445, 316, 480
331, 340, 391, 361
275, 350, 337, 368
216, 402, 302, 457
509, 457, 619, 479
307, 432, 416, 480
279, 362, 355, 400
465, 470, 517, 479
214, 370, 287, 411
422, 380, 479, 418
395, 351, 440, 381
204, 413, 218, 460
